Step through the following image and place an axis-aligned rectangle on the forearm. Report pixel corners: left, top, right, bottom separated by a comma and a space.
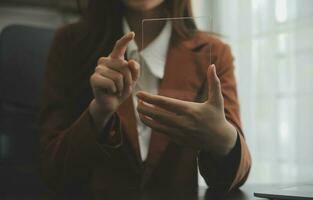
40, 108, 110, 192
41, 107, 125, 193
198, 130, 241, 192
89, 99, 114, 134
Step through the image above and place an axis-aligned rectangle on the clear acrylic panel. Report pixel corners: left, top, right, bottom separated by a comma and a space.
135, 16, 213, 93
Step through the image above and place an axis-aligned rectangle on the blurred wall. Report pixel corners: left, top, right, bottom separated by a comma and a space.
0, 2, 78, 31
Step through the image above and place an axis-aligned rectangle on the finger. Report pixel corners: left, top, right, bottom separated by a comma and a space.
128, 60, 140, 83
138, 113, 186, 143
137, 100, 181, 128
95, 66, 124, 94
207, 64, 223, 107
103, 59, 132, 92
90, 73, 117, 94
110, 32, 135, 59
136, 91, 191, 114
97, 56, 109, 65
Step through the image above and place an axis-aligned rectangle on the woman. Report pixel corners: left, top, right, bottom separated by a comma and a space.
39, 0, 251, 197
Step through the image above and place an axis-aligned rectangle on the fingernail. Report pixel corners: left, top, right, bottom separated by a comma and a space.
212, 64, 216, 73
129, 32, 135, 38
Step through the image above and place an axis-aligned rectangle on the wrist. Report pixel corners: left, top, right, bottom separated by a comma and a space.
216, 120, 238, 156
203, 119, 237, 157
89, 99, 114, 131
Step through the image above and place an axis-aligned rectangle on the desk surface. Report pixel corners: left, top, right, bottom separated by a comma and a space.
201, 183, 313, 200
2, 183, 312, 200
95, 184, 313, 200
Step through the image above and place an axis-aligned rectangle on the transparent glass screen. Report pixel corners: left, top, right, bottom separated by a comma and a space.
136, 16, 213, 93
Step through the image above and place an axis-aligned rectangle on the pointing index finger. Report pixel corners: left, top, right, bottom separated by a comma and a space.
110, 32, 135, 59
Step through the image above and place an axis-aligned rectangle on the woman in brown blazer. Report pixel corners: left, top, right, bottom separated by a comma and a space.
39, 0, 251, 198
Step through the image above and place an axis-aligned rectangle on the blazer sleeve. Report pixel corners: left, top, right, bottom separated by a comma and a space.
38, 27, 126, 193
198, 43, 252, 192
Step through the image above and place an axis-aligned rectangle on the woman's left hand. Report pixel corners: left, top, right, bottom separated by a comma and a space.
136, 64, 238, 156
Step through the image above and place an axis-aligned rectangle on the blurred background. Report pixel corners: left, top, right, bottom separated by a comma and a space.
0, 0, 78, 29
196, 0, 313, 186
0, 0, 312, 193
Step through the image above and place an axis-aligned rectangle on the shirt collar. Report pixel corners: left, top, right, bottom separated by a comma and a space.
122, 18, 172, 79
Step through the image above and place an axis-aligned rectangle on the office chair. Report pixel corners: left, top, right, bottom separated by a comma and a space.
0, 24, 54, 197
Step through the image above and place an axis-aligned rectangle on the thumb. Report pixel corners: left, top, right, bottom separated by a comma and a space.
128, 59, 140, 84
207, 64, 223, 107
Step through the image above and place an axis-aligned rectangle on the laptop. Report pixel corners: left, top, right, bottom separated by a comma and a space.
254, 185, 313, 200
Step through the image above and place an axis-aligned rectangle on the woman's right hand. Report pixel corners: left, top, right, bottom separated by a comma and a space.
89, 32, 140, 129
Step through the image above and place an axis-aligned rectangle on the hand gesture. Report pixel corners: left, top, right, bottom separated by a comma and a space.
90, 32, 140, 114
137, 65, 237, 156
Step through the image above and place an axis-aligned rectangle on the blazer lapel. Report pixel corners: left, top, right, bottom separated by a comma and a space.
116, 96, 142, 163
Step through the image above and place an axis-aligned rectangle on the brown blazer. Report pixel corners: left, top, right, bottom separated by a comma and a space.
39, 22, 251, 198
